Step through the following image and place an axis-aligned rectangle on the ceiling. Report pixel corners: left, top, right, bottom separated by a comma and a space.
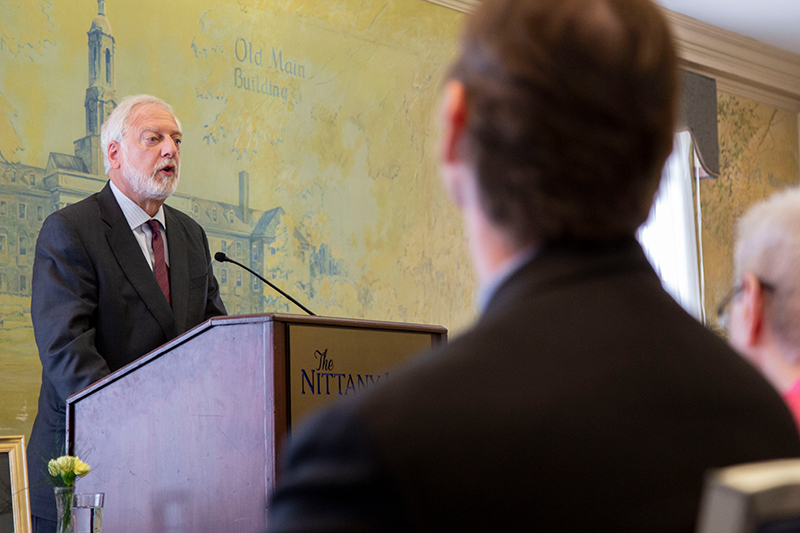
655, 0, 800, 56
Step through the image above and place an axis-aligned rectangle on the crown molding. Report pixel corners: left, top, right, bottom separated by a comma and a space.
664, 10, 800, 111
422, 0, 800, 111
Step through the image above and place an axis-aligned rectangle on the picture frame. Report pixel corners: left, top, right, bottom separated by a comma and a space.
0, 436, 31, 533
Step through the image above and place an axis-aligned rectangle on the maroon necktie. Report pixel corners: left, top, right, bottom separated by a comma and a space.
146, 219, 171, 306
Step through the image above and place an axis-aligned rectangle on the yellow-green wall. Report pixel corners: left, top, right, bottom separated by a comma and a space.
702, 91, 800, 332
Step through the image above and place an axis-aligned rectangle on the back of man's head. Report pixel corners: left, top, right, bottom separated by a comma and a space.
735, 188, 800, 357
448, 0, 678, 245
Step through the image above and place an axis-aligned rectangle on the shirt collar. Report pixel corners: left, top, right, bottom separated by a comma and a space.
477, 246, 538, 312
109, 180, 166, 230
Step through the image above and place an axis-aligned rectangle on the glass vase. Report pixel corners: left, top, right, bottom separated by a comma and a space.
54, 486, 75, 533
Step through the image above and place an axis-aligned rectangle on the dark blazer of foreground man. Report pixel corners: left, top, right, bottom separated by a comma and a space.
268, 0, 800, 531
27, 95, 226, 528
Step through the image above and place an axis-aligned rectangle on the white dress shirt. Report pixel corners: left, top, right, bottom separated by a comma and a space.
109, 180, 170, 270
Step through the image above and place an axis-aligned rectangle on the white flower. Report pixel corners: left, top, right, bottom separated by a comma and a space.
47, 459, 59, 477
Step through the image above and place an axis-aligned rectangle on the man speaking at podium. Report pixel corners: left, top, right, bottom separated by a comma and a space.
268, 0, 800, 530
27, 95, 226, 533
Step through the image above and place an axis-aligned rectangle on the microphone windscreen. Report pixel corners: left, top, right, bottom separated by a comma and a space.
214, 252, 227, 262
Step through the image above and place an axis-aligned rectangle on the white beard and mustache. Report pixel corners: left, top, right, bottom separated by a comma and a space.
121, 143, 180, 201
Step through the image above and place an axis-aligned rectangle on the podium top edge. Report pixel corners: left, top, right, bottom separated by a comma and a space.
209, 313, 448, 334
66, 313, 447, 406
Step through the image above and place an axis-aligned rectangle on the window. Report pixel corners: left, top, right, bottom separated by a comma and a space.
0, 201, 6, 216
18, 236, 26, 255
221, 269, 227, 284
229, 210, 235, 223
193, 204, 199, 218
212, 208, 217, 222
221, 240, 227, 254
18, 203, 25, 219
37, 205, 43, 221
236, 242, 242, 258
637, 131, 704, 322
105, 48, 111, 84
252, 243, 259, 261
236, 272, 242, 287
19, 275, 26, 292
0, 234, 5, 253
252, 277, 259, 291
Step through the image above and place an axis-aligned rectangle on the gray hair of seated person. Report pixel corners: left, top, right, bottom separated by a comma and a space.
735, 187, 800, 360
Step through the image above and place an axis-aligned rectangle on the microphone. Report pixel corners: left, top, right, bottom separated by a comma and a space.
214, 252, 316, 316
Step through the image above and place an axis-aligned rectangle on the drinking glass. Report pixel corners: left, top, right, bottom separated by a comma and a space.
72, 492, 104, 533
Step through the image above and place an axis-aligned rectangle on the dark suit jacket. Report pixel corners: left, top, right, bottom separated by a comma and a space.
268, 239, 800, 532
27, 183, 226, 520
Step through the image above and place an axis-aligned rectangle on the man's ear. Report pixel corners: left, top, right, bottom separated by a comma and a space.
107, 141, 122, 170
440, 80, 468, 165
440, 81, 472, 208
739, 272, 767, 348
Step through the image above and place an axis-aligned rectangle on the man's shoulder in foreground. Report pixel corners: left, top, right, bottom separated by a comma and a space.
270, 251, 800, 531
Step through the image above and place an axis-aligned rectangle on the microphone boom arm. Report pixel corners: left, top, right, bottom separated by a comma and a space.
215, 252, 316, 316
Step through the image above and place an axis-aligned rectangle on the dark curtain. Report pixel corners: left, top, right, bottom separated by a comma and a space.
679, 70, 720, 178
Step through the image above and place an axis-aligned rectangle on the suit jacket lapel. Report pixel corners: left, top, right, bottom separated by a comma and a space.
98, 183, 177, 340
165, 207, 189, 335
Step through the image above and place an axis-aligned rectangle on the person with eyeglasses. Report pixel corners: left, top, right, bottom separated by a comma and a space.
722, 187, 800, 432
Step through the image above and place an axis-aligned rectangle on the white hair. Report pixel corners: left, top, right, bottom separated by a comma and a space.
735, 187, 800, 358
100, 94, 182, 175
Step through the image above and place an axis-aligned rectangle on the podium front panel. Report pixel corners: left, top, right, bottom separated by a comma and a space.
287, 324, 434, 424
70, 321, 271, 533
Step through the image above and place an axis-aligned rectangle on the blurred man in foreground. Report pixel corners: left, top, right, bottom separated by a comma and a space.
268, 0, 800, 530
28, 95, 226, 532
722, 187, 800, 432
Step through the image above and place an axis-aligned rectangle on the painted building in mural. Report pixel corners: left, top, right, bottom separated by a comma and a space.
0, 0, 318, 318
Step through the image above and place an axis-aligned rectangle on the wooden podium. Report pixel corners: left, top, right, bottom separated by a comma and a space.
66, 313, 446, 533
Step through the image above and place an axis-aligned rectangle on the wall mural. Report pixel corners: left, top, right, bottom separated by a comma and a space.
0, 0, 475, 439
701, 91, 799, 332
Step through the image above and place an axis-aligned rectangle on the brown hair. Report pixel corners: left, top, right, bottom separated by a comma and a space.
449, 0, 678, 244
